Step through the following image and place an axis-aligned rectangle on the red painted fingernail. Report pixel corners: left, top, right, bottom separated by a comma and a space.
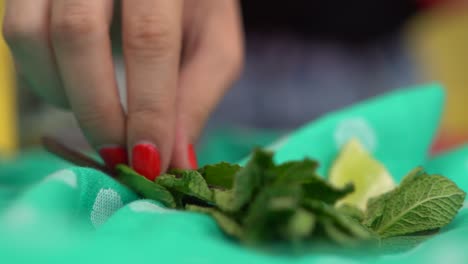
188, 144, 198, 169
99, 146, 128, 172
132, 142, 161, 180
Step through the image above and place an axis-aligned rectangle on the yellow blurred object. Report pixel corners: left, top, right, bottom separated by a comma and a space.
0, 0, 17, 157
406, 8, 468, 150
329, 139, 395, 211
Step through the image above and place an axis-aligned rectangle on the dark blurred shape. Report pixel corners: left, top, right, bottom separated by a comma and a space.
241, 0, 419, 43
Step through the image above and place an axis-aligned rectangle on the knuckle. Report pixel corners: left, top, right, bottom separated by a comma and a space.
124, 15, 175, 59
129, 100, 173, 121
2, 18, 44, 44
52, 5, 103, 41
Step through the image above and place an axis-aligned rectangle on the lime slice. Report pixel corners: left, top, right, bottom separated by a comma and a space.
329, 139, 395, 210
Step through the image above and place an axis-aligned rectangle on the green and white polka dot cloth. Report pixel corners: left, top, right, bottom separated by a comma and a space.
1, 83, 467, 264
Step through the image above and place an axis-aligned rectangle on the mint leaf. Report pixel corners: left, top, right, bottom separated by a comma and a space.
216, 149, 274, 212
363, 191, 394, 229
267, 159, 319, 184
186, 205, 244, 239
268, 159, 353, 207
198, 162, 241, 189
303, 178, 354, 205
116, 165, 176, 208
243, 184, 304, 243
303, 200, 374, 243
212, 188, 233, 210
336, 204, 364, 222
379, 234, 433, 254
365, 170, 466, 238
281, 208, 316, 242
321, 217, 361, 247
156, 170, 213, 202
399, 167, 426, 187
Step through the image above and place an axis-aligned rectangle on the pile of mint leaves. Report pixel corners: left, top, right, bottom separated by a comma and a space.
116, 149, 466, 250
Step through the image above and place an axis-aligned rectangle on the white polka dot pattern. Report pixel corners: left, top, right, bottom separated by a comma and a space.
43, 169, 78, 188
90, 188, 123, 227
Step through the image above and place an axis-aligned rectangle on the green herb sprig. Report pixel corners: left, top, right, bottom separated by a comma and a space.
116, 149, 466, 249
43, 137, 466, 251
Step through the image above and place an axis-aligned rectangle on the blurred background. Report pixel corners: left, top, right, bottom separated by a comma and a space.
1, 0, 468, 165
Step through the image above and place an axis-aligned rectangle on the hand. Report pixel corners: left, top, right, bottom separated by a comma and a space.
3, 0, 244, 180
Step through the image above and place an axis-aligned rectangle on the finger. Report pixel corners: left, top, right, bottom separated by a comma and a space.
171, 1, 244, 169
122, 0, 182, 180
3, 0, 69, 108
51, 0, 128, 171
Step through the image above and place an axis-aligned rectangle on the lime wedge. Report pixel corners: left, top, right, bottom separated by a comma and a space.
329, 139, 395, 210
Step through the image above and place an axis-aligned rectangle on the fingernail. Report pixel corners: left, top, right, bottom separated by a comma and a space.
132, 142, 161, 180
99, 146, 128, 172
188, 144, 198, 169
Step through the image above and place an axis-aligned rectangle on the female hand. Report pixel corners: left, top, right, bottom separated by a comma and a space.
3, 0, 244, 180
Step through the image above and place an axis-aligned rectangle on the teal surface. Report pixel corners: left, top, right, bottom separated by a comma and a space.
1, 83, 467, 264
